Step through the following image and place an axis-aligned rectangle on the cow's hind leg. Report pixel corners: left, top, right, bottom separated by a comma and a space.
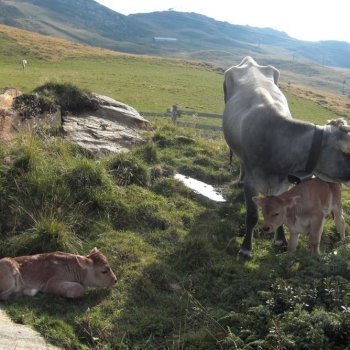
239, 182, 258, 258
44, 279, 85, 298
232, 161, 245, 186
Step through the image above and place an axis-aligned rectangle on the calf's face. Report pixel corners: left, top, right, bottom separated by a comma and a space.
253, 196, 298, 233
79, 248, 117, 288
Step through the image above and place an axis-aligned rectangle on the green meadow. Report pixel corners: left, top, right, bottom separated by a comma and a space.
0, 55, 225, 114
1, 25, 350, 349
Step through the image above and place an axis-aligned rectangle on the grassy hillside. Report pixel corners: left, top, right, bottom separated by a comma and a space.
1, 25, 350, 349
0, 0, 149, 53
2, 0, 350, 72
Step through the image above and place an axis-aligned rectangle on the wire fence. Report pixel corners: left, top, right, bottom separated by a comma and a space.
140, 106, 223, 131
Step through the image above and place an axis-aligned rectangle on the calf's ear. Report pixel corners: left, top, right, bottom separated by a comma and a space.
89, 247, 99, 255
87, 248, 103, 263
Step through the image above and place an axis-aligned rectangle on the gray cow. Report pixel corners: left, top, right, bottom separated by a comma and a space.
223, 56, 350, 258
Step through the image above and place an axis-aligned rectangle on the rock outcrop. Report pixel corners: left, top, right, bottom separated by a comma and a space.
0, 88, 22, 141
62, 94, 150, 154
0, 88, 150, 154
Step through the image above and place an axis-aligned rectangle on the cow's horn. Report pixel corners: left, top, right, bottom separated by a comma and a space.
339, 125, 350, 133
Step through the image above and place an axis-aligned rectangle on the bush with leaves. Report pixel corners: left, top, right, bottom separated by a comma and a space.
13, 94, 58, 119
13, 82, 99, 118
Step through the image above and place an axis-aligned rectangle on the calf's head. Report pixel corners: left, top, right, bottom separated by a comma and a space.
253, 195, 299, 233
77, 248, 117, 288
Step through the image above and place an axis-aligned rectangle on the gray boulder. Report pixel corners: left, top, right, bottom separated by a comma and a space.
62, 94, 150, 154
0, 88, 150, 154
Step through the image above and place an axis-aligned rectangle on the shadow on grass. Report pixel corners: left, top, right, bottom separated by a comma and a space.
106, 186, 276, 349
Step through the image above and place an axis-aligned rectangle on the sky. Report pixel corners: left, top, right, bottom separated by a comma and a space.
95, 0, 350, 43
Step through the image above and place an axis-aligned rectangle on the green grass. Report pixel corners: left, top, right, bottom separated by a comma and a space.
2, 121, 350, 350
284, 91, 341, 124
0, 55, 224, 114
1, 26, 350, 350
0, 55, 341, 123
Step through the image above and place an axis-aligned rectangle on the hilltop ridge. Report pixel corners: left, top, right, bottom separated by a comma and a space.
1, 0, 350, 70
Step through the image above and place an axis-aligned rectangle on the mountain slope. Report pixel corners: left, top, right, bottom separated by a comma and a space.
1, 0, 350, 70
0, 0, 151, 52
131, 11, 350, 69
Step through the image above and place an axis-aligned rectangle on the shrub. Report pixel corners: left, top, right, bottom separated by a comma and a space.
33, 82, 99, 115
13, 94, 58, 119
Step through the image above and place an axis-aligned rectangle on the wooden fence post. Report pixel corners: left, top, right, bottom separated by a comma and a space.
171, 105, 178, 123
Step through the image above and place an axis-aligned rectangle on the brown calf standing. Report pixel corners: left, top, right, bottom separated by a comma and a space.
0, 248, 117, 300
253, 178, 346, 253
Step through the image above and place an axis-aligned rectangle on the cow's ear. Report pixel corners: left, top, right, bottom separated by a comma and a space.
252, 196, 264, 206
283, 196, 300, 208
272, 67, 280, 85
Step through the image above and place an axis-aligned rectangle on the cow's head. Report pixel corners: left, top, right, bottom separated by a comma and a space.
77, 248, 117, 288
316, 122, 350, 185
253, 195, 299, 233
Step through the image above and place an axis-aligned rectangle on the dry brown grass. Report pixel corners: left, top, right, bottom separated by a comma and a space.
282, 82, 350, 117
0, 24, 129, 61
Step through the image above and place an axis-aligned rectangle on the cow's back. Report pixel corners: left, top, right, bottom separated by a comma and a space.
283, 179, 337, 216
223, 58, 291, 160
14, 252, 79, 287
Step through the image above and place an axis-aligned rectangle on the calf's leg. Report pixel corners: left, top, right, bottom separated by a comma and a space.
44, 279, 85, 298
287, 231, 300, 253
309, 217, 325, 254
274, 226, 287, 247
333, 206, 346, 240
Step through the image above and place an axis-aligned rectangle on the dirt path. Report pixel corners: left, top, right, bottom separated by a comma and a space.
0, 305, 61, 350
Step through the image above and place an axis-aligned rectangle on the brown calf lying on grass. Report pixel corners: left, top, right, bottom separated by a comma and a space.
253, 178, 346, 253
0, 248, 117, 300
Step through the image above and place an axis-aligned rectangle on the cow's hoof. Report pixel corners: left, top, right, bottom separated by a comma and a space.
274, 240, 288, 252
231, 179, 244, 188
238, 248, 252, 260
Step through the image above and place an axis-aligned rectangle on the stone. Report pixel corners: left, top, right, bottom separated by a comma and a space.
0, 88, 150, 155
62, 94, 151, 155
0, 88, 22, 141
